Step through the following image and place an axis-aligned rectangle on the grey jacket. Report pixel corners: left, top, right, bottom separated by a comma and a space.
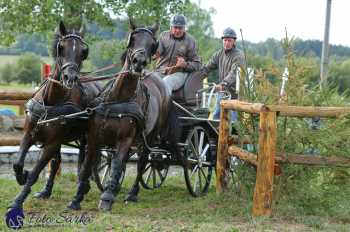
156, 31, 201, 72
203, 47, 245, 89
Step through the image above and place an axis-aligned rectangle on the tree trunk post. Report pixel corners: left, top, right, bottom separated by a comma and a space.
252, 110, 277, 216
216, 104, 230, 193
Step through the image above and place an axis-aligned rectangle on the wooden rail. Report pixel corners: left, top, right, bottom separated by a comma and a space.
0, 90, 34, 100
0, 135, 22, 146
0, 90, 34, 115
216, 100, 350, 217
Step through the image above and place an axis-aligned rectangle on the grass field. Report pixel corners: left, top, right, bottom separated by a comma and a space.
0, 55, 22, 67
0, 173, 349, 232
0, 55, 51, 69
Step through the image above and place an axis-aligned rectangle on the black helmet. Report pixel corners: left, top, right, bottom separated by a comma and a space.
221, 27, 237, 39
170, 14, 186, 27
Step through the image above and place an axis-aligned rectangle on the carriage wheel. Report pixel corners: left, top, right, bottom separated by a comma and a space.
228, 155, 255, 194
93, 150, 125, 192
140, 154, 169, 190
183, 126, 214, 197
228, 156, 243, 193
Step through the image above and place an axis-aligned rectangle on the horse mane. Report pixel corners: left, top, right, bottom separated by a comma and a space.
120, 50, 127, 65
51, 32, 61, 61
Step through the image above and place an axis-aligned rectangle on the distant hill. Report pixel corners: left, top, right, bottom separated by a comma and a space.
239, 38, 350, 60
1, 22, 350, 60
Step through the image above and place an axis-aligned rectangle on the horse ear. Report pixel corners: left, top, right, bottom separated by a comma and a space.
150, 21, 159, 34
59, 21, 67, 35
79, 24, 86, 36
129, 17, 137, 30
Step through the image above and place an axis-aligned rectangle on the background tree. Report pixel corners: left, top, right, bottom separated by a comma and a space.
0, 63, 15, 84
0, 0, 186, 45
14, 53, 42, 84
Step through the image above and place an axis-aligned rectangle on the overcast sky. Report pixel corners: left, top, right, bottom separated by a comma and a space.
198, 0, 350, 46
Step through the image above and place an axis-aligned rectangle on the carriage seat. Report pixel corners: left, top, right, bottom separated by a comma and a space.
172, 71, 203, 107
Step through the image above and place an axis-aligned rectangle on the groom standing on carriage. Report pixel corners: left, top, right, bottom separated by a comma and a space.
154, 14, 202, 94
201, 27, 245, 121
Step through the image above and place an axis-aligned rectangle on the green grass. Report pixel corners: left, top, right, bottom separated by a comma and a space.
0, 55, 51, 69
0, 55, 22, 67
1, 174, 349, 231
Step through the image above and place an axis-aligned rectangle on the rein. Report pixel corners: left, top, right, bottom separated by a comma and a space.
79, 70, 130, 83
79, 63, 120, 78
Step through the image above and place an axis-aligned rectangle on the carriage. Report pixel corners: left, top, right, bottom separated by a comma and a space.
94, 71, 227, 197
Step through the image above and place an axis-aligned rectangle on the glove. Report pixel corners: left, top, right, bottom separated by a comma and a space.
164, 66, 183, 75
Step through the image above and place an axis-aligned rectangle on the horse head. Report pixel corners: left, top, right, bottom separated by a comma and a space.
53, 21, 89, 89
126, 18, 159, 73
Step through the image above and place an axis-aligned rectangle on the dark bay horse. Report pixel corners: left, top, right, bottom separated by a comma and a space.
68, 20, 181, 211
9, 21, 100, 210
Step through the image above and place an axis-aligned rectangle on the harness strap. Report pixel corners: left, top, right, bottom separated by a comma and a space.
79, 63, 120, 78
48, 77, 63, 86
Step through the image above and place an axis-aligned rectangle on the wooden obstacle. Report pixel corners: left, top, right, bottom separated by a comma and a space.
216, 100, 350, 216
0, 90, 32, 146
0, 90, 34, 115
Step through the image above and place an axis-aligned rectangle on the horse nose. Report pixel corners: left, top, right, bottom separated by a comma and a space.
132, 55, 147, 72
64, 73, 77, 87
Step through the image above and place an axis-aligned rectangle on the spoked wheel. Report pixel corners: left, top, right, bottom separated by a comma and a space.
93, 150, 125, 192
228, 156, 243, 193
183, 126, 214, 197
140, 153, 169, 190
228, 155, 255, 194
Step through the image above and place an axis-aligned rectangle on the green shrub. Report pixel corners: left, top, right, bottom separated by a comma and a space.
0, 63, 16, 83
234, 35, 350, 218
14, 53, 42, 84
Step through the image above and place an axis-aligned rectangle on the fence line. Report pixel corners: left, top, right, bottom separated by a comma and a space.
216, 100, 350, 216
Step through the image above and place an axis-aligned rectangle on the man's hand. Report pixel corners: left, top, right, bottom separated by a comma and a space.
175, 56, 186, 68
152, 51, 160, 60
165, 66, 182, 75
215, 84, 224, 91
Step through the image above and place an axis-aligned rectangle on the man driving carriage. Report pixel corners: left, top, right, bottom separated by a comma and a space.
201, 27, 245, 121
154, 14, 201, 95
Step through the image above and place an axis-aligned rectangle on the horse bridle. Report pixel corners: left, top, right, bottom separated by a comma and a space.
127, 28, 157, 66
56, 34, 89, 85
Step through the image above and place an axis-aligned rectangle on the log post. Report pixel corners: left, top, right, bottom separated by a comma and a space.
216, 105, 230, 193
19, 105, 25, 115
252, 110, 277, 216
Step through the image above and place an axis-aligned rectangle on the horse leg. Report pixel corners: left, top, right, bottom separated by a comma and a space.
33, 151, 61, 199
125, 151, 148, 202
13, 132, 34, 185
77, 137, 86, 175
67, 132, 96, 210
99, 138, 133, 211
8, 144, 59, 210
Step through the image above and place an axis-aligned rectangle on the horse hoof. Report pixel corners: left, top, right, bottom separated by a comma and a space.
98, 200, 113, 211
67, 201, 81, 211
124, 194, 138, 203
33, 190, 51, 199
